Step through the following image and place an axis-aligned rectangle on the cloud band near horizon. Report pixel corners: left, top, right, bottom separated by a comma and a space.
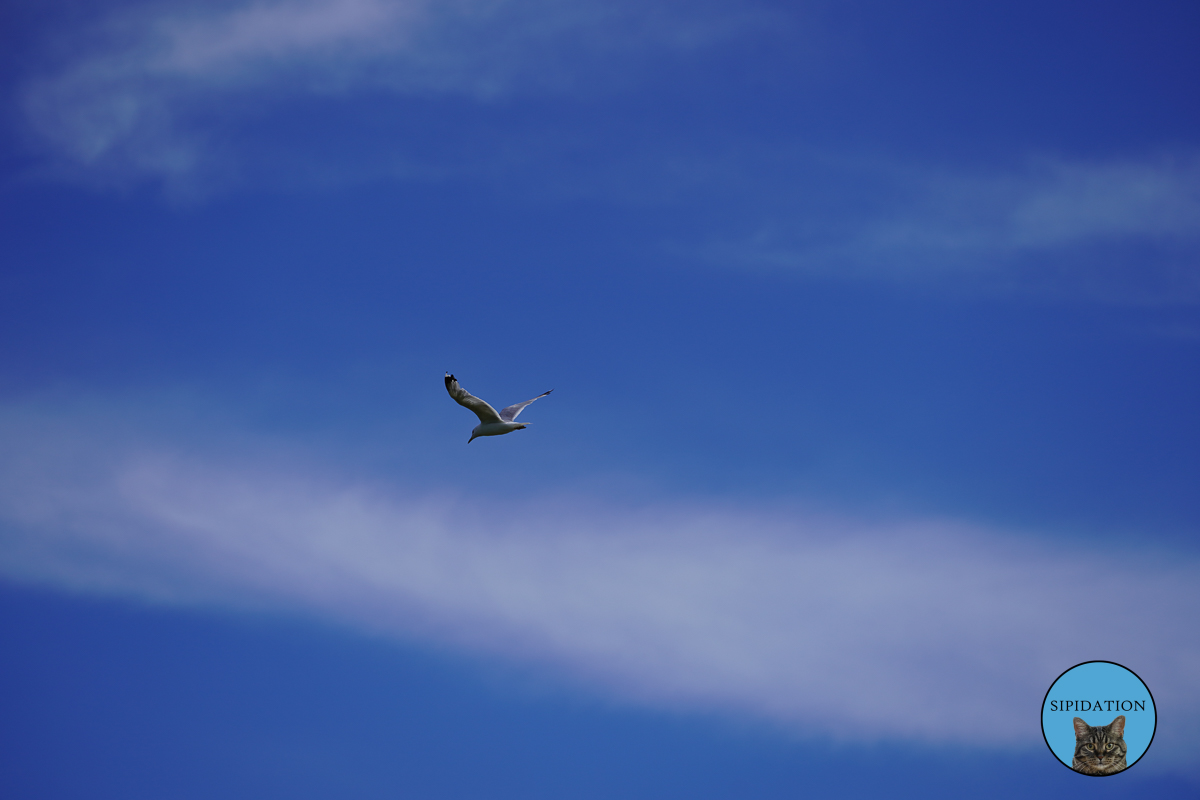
1, 403, 1197, 769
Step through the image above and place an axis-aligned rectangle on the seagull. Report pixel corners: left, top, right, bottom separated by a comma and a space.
445, 373, 552, 443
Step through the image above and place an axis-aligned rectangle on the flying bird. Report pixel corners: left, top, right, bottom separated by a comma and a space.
445, 373, 552, 443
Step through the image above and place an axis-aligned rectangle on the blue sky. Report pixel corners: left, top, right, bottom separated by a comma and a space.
1, 0, 1199, 797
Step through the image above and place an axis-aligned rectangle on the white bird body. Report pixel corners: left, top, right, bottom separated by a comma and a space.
472, 420, 528, 439
445, 373, 552, 443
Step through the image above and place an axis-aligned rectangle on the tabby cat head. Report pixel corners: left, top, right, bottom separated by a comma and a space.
1071, 715, 1128, 775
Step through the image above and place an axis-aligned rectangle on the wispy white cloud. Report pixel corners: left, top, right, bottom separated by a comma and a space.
853, 156, 1200, 265
1, 400, 1197, 769
153, 0, 420, 74
19, 0, 764, 189
704, 153, 1200, 300
1005, 157, 1200, 247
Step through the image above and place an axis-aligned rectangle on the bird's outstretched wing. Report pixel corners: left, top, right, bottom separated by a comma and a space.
500, 389, 552, 422
445, 373, 502, 424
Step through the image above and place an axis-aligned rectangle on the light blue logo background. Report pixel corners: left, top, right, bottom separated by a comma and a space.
1042, 661, 1156, 769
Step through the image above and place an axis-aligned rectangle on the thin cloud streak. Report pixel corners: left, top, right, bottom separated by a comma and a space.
854, 156, 1200, 258
1, 405, 1197, 766
154, 0, 421, 74
20, 0, 460, 182
702, 153, 1200, 302
19, 0, 762, 186
1006, 157, 1200, 247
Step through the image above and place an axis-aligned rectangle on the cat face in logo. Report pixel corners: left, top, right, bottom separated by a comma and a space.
1071, 715, 1128, 775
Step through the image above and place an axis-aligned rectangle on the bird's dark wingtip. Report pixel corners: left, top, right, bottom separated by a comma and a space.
445, 373, 455, 386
